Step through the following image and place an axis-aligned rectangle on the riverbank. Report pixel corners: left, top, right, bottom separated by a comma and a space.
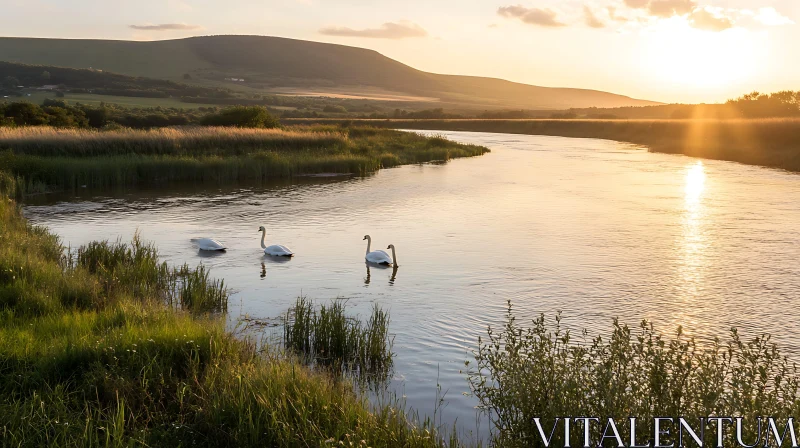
0, 126, 488, 195
0, 175, 456, 447
282, 118, 800, 172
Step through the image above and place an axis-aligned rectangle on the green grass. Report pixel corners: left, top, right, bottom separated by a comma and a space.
0, 176, 458, 447
284, 118, 800, 172
284, 297, 393, 383
0, 126, 488, 194
468, 302, 800, 447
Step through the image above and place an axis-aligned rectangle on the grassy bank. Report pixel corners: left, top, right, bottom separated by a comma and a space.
0, 175, 455, 447
0, 126, 488, 195
283, 118, 800, 172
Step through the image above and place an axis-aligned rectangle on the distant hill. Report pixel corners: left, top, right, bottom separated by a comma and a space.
0, 35, 658, 109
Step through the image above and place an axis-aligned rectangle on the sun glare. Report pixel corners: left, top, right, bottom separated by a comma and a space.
641, 20, 762, 89
685, 161, 706, 204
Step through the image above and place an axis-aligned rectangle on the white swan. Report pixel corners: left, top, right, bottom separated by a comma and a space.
195, 238, 227, 251
387, 244, 399, 267
363, 235, 392, 265
259, 226, 293, 257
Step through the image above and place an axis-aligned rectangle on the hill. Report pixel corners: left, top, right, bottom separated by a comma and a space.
0, 35, 658, 109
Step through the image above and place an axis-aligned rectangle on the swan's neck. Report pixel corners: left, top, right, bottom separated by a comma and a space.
260, 230, 267, 249
365, 237, 371, 255
390, 246, 398, 266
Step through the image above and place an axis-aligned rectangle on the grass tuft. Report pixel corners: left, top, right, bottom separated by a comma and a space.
284, 297, 394, 383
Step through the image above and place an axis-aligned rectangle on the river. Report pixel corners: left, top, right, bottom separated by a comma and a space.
23, 130, 800, 440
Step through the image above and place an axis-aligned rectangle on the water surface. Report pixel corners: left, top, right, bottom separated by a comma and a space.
24, 131, 800, 438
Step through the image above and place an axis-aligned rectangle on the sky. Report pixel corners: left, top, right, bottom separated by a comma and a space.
1, 0, 797, 103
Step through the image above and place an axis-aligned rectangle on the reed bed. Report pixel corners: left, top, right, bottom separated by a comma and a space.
469, 302, 800, 447
0, 126, 488, 194
0, 188, 455, 447
284, 118, 800, 172
0, 126, 349, 157
284, 297, 394, 382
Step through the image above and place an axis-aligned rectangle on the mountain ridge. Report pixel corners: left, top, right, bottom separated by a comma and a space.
0, 35, 659, 109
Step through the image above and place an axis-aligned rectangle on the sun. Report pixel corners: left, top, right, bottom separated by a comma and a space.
640, 19, 763, 89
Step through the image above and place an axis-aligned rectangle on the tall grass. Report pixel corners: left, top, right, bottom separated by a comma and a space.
285, 118, 800, 172
73, 235, 227, 313
284, 297, 394, 382
0, 126, 348, 157
468, 301, 800, 447
0, 126, 488, 194
0, 190, 452, 446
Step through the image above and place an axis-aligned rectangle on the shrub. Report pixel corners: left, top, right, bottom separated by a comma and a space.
468, 302, 800, 447
200, 106, 280, 128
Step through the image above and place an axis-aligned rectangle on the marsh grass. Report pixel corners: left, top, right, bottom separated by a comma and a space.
468, 301, 800, 447
0, 126, 488, 195
72, 235, 227, 313
286, 118, 800, 172
0, 187, 455, 447
0, 126, 348, 157
284, 297, 394, 383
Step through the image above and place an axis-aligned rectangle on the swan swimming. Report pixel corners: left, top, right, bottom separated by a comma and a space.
387, 244, 399, 267
194, 238, 227, 251
259, 226, 293, 257
363, 235, 392, 265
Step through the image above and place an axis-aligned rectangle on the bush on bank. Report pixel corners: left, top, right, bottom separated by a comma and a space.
469, 302, 800, 447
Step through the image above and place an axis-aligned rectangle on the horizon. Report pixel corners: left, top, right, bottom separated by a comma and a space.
0, 0, 797, 104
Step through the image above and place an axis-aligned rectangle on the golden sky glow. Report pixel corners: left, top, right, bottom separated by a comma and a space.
0, 0, 797, 103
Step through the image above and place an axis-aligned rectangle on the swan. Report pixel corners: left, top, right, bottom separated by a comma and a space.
259, 226, 293, 257
387, 244, 399, 267
194, 238, 227, 251
363, 235, 392, 265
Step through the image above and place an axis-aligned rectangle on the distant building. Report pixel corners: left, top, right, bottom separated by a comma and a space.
39, 85, 59, 90
224, 77, 246, 82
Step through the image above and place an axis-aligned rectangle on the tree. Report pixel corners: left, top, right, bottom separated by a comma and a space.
81, 106, 109, 128
2, 102, 49, 126
323, 105, 348, 114
183, 73, 192, 80
2, 76, 20, 89
44, 106, 87, 128
200, 106, 280, 128
41, 71, 51, 82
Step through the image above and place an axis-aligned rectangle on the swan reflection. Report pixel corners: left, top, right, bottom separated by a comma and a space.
364, 263, 399, 285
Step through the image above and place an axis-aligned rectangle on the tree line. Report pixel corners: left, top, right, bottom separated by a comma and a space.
0, 101, 280, 129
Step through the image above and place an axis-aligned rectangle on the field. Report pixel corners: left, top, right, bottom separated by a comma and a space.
283, 118, 800, 172
0, 126, 489, 195
14, 91, 222, 109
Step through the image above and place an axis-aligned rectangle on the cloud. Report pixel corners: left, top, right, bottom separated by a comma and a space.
129, 23, 202, 31
318, 21, 427, 39
688, 8, 733, 31
584, 6, 606, 28
753, 7, 794, 26
498, 6, 567, 27
607, 6, 629, 22
648, 0, 697, 18
623, 0, 649, 8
